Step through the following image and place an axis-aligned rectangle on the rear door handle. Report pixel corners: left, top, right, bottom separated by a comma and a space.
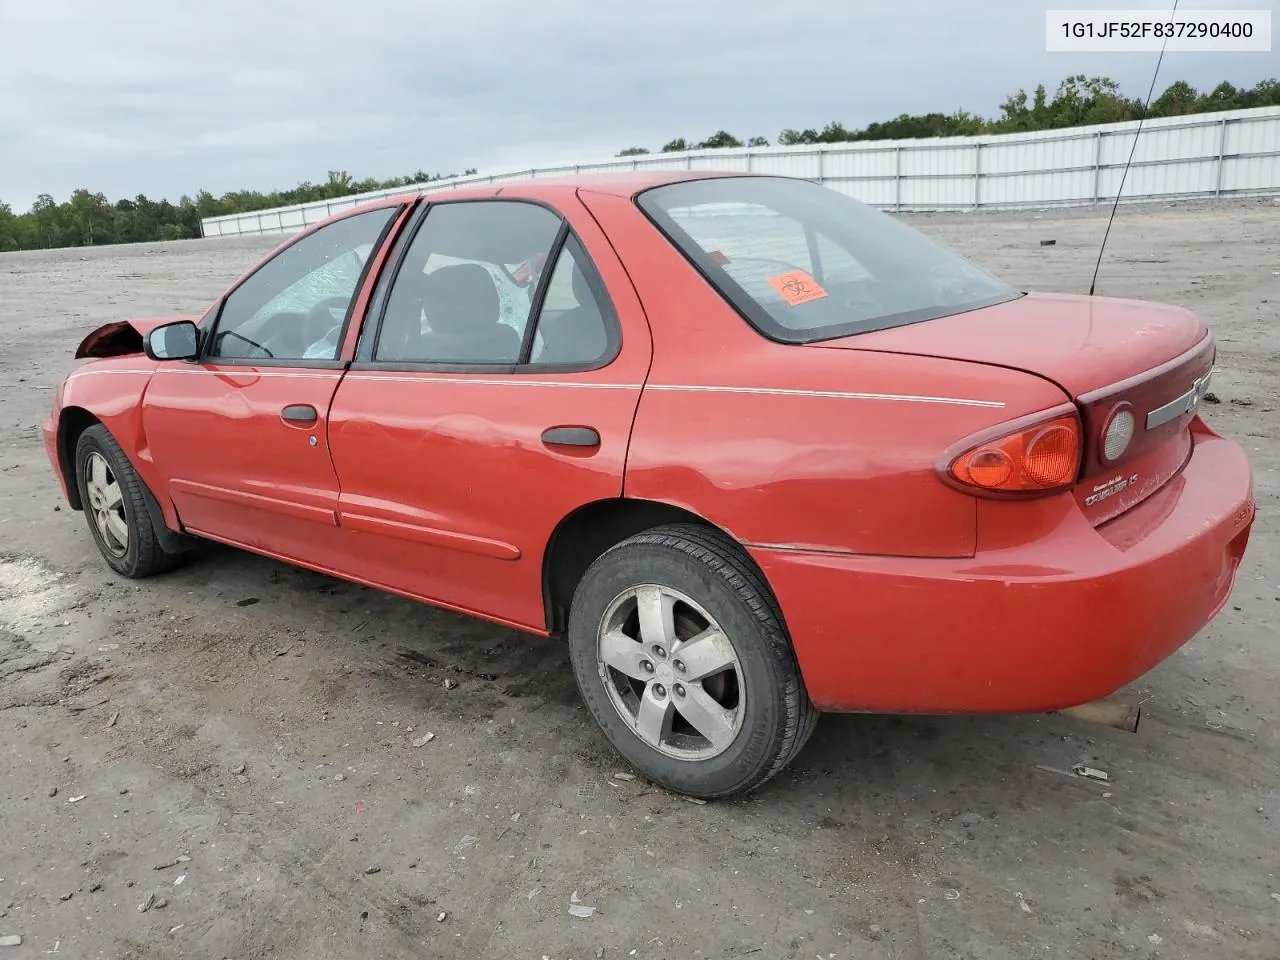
281, 404, 318, 426
541, 426, 600, 449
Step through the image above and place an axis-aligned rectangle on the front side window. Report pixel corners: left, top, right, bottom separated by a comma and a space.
637, 177, 1018, 343
375, 201, 564, 364
208, 207, 397, 361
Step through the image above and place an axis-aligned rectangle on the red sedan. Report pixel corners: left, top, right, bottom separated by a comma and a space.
44, 173, 1255, 798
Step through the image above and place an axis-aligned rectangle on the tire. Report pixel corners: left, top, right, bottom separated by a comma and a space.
567, 523, 818, 799
74, 424, 177, 578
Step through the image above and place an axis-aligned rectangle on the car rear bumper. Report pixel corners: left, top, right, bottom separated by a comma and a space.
751, 422, 1255, 714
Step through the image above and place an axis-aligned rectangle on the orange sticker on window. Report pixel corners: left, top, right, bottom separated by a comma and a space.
767, 271, 828, 306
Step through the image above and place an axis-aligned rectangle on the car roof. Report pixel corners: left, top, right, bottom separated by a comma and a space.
320, 170, 772, 233
367, 169, 760, 209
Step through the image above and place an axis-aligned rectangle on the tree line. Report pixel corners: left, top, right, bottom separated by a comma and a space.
0, 168, 474, 253
2, 75, 1275, 252
616, 75, 1280, 152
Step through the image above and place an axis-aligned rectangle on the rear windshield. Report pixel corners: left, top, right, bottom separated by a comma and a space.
637, 177, 1020, 343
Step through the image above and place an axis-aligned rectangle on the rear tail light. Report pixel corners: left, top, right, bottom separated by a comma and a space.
942, 408, 1082, 496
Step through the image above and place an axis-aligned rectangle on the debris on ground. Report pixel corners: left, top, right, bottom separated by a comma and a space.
443, 678, 458, 690
232, 763, 246, 775
168, 924, 184, 936
1015, 892, 1032, 914
334, 774, 346, 782
364, 866, 382, 875
1203, 392, 1221, 404
411, 733, 435, 747
154, 856, 191, 871
1039, 239, 1057, 246
0, 935, 21, 948
59, 892, 73, 901
1072, 764, 1110, 782
569, 904, 598, 919
944, 889, 960, 900
436, 911, 447, 922
108, 711, 119, 727
67, 795, 85, 803
235, 598, 260, 607
154, 898, 169, 909
683, 796, 707, 805
1271, 892, 1280, 903
138, 893, 156, 913
612, 772, 635, 782
89, 882, 102, 893
47, 787, 57, 798
1149, 934, 1163, 945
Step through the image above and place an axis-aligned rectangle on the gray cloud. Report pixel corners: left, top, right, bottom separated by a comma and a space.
0, 0, 1271, 209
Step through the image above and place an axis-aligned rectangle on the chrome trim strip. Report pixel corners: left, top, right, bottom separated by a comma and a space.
154, 368, 343, 379
647, 384, 1005, 408
1146, 370, 1212, 430
343, 375, 641, 389
66, 368, 154, 380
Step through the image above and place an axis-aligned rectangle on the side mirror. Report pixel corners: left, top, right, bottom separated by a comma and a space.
144, 321, 199, 361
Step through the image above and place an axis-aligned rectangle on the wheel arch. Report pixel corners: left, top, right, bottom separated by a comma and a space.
542, 497, 773, 637
59, 408, 194, 555
57, 406, 102, 511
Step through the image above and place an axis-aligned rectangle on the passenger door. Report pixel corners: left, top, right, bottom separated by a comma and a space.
326, 196, 652, 630
143, 204, 403, 562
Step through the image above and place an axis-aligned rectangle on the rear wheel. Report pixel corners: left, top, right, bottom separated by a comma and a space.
567, 524, 817, 799
74, 424, 178, 578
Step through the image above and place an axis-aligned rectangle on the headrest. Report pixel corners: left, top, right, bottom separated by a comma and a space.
570, 263, 593, 309
425, 264, 500, 335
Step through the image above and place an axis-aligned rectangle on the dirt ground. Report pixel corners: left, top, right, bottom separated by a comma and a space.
1, 197, 1278, 960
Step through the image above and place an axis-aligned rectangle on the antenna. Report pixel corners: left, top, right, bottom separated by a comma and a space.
1088, 0, 1179, 296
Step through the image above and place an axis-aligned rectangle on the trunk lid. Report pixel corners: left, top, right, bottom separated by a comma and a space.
811, 292, 1215, 526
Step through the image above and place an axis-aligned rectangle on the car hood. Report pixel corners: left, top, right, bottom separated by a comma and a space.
75, 316, 199, 359
809, 292, 1207, 397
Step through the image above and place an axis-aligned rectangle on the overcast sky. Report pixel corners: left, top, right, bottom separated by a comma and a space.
0, 0, 1273, 210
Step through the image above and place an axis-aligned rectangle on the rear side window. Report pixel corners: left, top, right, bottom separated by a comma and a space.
637, 177, 1018, 343
374, 201, 563, 364
528, 235, 613, 366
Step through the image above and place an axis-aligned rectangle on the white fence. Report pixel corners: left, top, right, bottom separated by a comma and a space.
201, 106, 1280, 238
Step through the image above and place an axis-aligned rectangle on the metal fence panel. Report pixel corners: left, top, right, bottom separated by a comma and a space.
201, 106, 1280, 237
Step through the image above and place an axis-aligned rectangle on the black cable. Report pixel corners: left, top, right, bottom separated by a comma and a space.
1088, 0, 1180, 296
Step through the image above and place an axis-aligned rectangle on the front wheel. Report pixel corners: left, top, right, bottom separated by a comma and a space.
567, 524, 817, 799
74, 424, 179, 578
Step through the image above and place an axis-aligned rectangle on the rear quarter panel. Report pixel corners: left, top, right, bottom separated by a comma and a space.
581, 189, 1070, 558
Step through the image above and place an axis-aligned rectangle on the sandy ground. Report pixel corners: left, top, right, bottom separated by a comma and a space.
1, 198, 1278, 960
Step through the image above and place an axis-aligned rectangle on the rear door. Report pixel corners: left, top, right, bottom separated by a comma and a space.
143, 203, 404, 562
325, 194, 652, 630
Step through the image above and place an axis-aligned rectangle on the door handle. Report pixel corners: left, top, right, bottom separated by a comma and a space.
541, 426, 600, 448
281, 404, 319, 426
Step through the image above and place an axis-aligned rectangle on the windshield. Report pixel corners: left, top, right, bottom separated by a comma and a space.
637, 177, 1020, 343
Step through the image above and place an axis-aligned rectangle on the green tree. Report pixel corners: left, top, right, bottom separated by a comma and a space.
696, 130, 744, 149
616, 146, 650, 156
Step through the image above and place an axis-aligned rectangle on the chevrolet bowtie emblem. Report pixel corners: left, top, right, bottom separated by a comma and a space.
1146, 370, 1213, 430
